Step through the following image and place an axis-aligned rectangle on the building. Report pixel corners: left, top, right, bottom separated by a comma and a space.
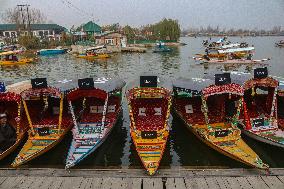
76, 21, 102, 36
0, 24, 66, 40
94, 31, 127, 47
72, 21, 102, 42
72, 22, 127, 47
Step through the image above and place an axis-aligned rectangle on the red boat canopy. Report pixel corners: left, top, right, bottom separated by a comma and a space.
21, 87, 61, 100
202, 83, 244, 98
0, 92, 21, 103
243, 77, 278, 90
67, 88, 107, 101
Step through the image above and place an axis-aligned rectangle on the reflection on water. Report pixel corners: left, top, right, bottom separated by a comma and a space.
1, 37, 284, 168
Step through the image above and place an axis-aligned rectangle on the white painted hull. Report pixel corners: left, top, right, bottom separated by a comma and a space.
242, 129, 284, 149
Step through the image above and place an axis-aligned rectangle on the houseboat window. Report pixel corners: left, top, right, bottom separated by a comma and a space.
11, 32, 16, 37
4, 32, 10, 37
105, 39, 114, 45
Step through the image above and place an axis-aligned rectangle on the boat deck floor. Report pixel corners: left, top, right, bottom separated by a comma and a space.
0, 168, 283, 189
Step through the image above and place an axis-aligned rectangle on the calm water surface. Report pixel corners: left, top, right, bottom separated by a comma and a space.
1, 37, 284, 169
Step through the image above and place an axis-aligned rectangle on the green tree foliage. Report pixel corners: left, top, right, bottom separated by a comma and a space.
148, 18, 181, 41
122, 25, 136, 41
18, 36, 40, 49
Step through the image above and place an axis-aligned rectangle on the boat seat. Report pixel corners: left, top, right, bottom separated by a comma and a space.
135, 116, 164, 131
53, 107, 60, 115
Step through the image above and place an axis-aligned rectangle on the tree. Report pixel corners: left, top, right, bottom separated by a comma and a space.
18, 35, 40, 49
122, 25, 136, 41
147, 18, 181, 41
1, 7, 46, 24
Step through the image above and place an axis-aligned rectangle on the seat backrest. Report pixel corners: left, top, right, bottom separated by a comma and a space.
154, 107, 162, 115
138, 107, 146, 116
185, 104, 193, 114
108, 105, 116, 113
90, 105, 104, 113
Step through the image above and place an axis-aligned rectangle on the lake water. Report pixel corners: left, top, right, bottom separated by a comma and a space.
1, 36, 284, 169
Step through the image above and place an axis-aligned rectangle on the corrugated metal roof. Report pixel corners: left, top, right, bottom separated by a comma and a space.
0, 24, 66, 31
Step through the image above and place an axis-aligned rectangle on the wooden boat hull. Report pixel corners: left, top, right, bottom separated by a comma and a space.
194, 57, 269, 65
65, 111, 121, 168
174, 109, 268, 169
241, 127, 284, 149
275, 43, 284, 47
11, 127, 71, 167
131, 130, 168, 175
279, 119, 284, 130
0, 58, 34, 65
195, 52, 247, 59
38, 49, 66, 55
153, 48, 172, 53
0, 133, 26, 161
76, 54, 110, 60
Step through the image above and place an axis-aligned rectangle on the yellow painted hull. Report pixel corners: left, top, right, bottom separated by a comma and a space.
175, 110, 268, 169
0, 132, 26, 161
191, 126, 267, 169
76, 54, 110, 60
127, 87, 172, 175
0, 58, 34, 65
130, 129, 168, 175
11, 127, 70, 167
196, 52, 247, 59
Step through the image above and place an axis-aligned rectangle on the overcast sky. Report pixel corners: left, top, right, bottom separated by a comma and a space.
0, 0, 283, 30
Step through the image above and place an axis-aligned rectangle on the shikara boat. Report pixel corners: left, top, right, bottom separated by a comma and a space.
153, 42, 172, 53
37, 48, 67, 56
240, 67, 284, 148
278, 82, 284, 129
0, 51, 34, 66
0, 81, 29, 160
193, 46, 270, 65
65, 77, 125, 168
76, 53, 110, 60
11, 78, 73, 167
126, 75, 172, 175
173, 74, 268, 169
275, 40, 284, 47
195, 43, 250, 59
193, 57, 269, 65
76, 46, 110, 60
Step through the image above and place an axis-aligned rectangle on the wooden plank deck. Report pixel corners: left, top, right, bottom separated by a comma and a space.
0, 168, 283, 189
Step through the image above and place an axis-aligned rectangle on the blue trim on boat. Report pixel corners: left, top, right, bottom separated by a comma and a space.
38, 49, 66, 55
